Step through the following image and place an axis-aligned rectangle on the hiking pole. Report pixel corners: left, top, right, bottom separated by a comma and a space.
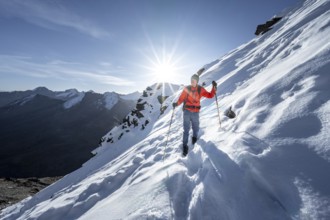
214, 85, 221, 128
163, 107, 175, 161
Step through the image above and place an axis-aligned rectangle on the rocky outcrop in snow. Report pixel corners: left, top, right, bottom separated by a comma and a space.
255, 17, 282, 35
95, 83, 180, 154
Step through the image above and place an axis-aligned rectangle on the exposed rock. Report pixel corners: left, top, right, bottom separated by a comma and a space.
131, 109, 144, 118
255, 17, 282, 35
157, 95, 169, 104
145, 120, 149, 126
160, 105, 168, 115
142, 91, 148, 97
136, 101, 147, 111
225, 106, 236, 119
118, 133, 124, 140
0, 177, 62, 210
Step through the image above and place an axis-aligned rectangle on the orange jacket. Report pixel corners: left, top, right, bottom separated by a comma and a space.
177, 85, 216, 112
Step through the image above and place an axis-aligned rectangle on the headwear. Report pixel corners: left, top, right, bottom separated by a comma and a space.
191, 74, 199, 83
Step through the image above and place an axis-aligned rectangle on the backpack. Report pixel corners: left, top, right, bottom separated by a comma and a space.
183, 85, 201, 111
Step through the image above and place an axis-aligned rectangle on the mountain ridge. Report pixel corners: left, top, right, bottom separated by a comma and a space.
0, 89, 137, 178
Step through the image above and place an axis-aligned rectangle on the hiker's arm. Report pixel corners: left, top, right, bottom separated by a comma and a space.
176, 88, 188, 106
201, 87, 216, 98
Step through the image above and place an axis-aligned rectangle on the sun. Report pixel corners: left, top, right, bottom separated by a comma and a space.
142, 46, 181, 84
152, 60, 177, 83
138, 35, 184, 85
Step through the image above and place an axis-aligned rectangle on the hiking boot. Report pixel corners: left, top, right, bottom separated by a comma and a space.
192, 137, 197, 145
183, 145, 189, 157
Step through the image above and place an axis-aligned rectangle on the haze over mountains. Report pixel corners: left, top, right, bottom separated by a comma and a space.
0, 87, 139, 177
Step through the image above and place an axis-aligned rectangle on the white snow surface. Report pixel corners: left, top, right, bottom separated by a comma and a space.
63, 93, 85, 109
103, 92, 119, 110
16, 94, 36, 106
103, 91, 142, 110
1, 0, 330, 219
120, 91, 142, 101
56, 89, 85, 109
55, 89, 80, 99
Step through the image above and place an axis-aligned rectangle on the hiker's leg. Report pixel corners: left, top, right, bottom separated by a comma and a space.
191, 111, 200, 139
183, 110, 191, 146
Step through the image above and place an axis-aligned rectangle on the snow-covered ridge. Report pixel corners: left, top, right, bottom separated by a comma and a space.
103, 92, 119, 110
1, 87, 141, 110
63, 92, 85, 109
94, 83, 180, 154
55, 89, 80, 99
14, 94, 36, 106
119, 91, 141, 101
52, 88, 86, 109
1, 0, 330, 219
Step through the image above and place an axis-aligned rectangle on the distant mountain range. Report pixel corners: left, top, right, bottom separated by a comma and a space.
0, 87, 140, 178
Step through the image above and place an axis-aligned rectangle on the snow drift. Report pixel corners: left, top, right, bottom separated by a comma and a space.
1, 0, 330, 219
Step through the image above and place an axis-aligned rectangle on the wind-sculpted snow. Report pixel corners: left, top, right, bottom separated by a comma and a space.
1, 0, 330, 219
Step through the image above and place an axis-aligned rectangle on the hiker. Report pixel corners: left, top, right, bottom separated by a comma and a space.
172, 74, 217, 156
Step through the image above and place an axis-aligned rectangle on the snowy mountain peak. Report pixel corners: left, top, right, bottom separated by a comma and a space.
63, 92, 85, 109
32, 86, 51, 93
31, 86, 54, 99
14, 94, 36, 106
1, 0, 330, 219
58, 88, 79, 97
119, 91, 142, 101
52, 89, 85, 109
0, 88, 137, 110
103, 92, 119, 110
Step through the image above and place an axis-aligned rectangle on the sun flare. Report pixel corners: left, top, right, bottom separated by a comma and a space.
152, 61, 177, 83
140, 36, 184, 85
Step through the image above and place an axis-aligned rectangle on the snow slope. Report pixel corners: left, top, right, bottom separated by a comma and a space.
1, 0, 330, 219
95, 83, 180, 155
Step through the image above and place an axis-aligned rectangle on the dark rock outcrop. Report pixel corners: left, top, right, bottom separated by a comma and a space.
255, 17, 282, 35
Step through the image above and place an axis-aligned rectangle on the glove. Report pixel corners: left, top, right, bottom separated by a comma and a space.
212, 81, 217, 88
172, 102, 178, 108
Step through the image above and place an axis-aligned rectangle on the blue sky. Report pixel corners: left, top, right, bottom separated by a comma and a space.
0, 0, 301, 94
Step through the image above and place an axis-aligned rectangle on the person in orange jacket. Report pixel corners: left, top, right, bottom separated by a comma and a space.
172, 74, 217, 156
